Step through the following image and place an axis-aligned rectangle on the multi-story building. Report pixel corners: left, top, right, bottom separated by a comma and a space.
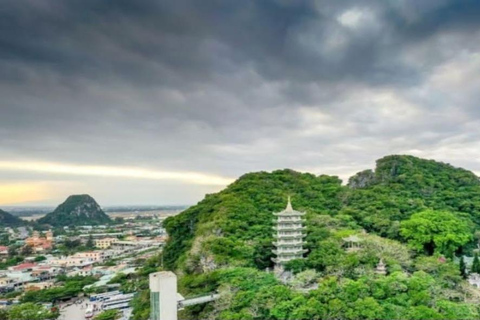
272, 197, 307, 273
75, 251, 105, 262
95, 237, 118, 249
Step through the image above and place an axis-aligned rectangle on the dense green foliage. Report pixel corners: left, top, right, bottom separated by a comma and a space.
21, 276, 96, 303
94, 310, 119, 320
163, 170, 343, 271
344, 155, 480, 237
174, 266, 479, 320
0, 256, 25, 270
472, 253, 480, 273
0, 209, 25, 227
140, 155, 480, 319
400, 210, 472, 257
7, 303, 58, 320
38, 194, 111, 226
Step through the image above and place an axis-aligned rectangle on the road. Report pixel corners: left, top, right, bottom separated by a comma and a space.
58, 298, 92, 320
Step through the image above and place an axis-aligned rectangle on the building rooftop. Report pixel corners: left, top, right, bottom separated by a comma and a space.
342, 235, 362, 243
11, 263, 37, 271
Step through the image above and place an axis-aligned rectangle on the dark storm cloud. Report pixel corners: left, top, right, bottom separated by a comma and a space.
2, 0, 480, 205
3, 0, 480, 86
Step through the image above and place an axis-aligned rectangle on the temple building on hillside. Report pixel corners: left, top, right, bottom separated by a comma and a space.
272, 197, 307, 274
342, 235, 363, 252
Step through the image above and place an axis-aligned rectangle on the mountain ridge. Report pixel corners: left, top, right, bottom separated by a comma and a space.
163, 154, 480, 271
0, 208, 25, 227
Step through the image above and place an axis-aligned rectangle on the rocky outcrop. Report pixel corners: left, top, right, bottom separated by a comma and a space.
347, 169, 376, 189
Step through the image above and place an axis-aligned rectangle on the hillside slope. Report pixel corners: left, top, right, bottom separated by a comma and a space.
0, 209, 25, 227
164, 155, 480, 272
343, 155, 480, 236
163, 169, 344, 271
38, 194, 111, 227
153, 155, 480, 320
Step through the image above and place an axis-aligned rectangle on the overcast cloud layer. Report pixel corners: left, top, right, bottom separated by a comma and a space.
2, 0, 480, 205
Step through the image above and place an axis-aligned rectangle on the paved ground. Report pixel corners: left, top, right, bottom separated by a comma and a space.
58, 297, 132, 320
58, 298, 102, 320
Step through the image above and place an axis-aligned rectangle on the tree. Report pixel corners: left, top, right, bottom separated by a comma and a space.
8, 245, 18, 257
114, 217, 124, 224
284, 259, 307, 274
20, 245, 33, 256
86, 235, 94, 249
400, 210, 472, 256
459, 256, 467, 279
8, 302, 58, 320
94, 310, 119, 320
64, 239, 81, 249
471, 253, 480, 274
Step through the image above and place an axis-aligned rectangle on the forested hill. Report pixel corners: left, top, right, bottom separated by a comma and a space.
163, 170, 343, 271
0, 209, 25, 227
343, 155, 480, 236
164, 155, 480, 272
38, 194, 111, 227
150, 155, 480, 320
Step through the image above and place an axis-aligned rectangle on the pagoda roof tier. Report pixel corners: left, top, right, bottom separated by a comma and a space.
342, 235, 362, 243
272, 218, 305, 223
273, 249, 308, 256
272, 256, 304, 264
273, 233, 306, 239
273, 211, 305, 217
273, 241, 307, 247
272, 226, 306, 232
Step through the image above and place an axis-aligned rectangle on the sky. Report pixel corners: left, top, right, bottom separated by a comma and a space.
2, 0, 480, 206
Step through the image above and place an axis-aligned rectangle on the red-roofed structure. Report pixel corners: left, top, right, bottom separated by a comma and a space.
11, 262, 37, 271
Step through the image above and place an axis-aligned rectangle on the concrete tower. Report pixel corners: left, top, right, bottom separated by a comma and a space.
272, 197, 307, 273
149, 271, 178, 320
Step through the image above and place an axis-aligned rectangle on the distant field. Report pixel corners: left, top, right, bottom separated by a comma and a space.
107, 209, 184, 219
19, 208, 186, 221
21, 214, 46, 221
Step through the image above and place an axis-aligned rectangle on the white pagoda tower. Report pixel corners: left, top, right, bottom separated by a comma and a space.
272, 197, 307, 273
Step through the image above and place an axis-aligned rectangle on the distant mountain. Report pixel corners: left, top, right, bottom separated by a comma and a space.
0, 209, 25, 227
38, 194, 112, 227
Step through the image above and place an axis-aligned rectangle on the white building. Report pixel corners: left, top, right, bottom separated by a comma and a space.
149, 271, 181, 320
272, 197, 307, 273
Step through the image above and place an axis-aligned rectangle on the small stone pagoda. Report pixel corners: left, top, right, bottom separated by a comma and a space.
375, 258, 387, 275
272, 197, 307, 274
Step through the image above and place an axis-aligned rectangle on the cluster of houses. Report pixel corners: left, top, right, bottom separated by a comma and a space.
0, 234, 165, 294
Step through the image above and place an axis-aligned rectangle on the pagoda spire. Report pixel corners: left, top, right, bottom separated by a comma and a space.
286, 196, 293, 211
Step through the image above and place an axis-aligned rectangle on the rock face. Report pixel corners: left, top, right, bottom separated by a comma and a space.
347, 169, 376, 189
0, 209, 24, 227
38, 194, 111, 226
